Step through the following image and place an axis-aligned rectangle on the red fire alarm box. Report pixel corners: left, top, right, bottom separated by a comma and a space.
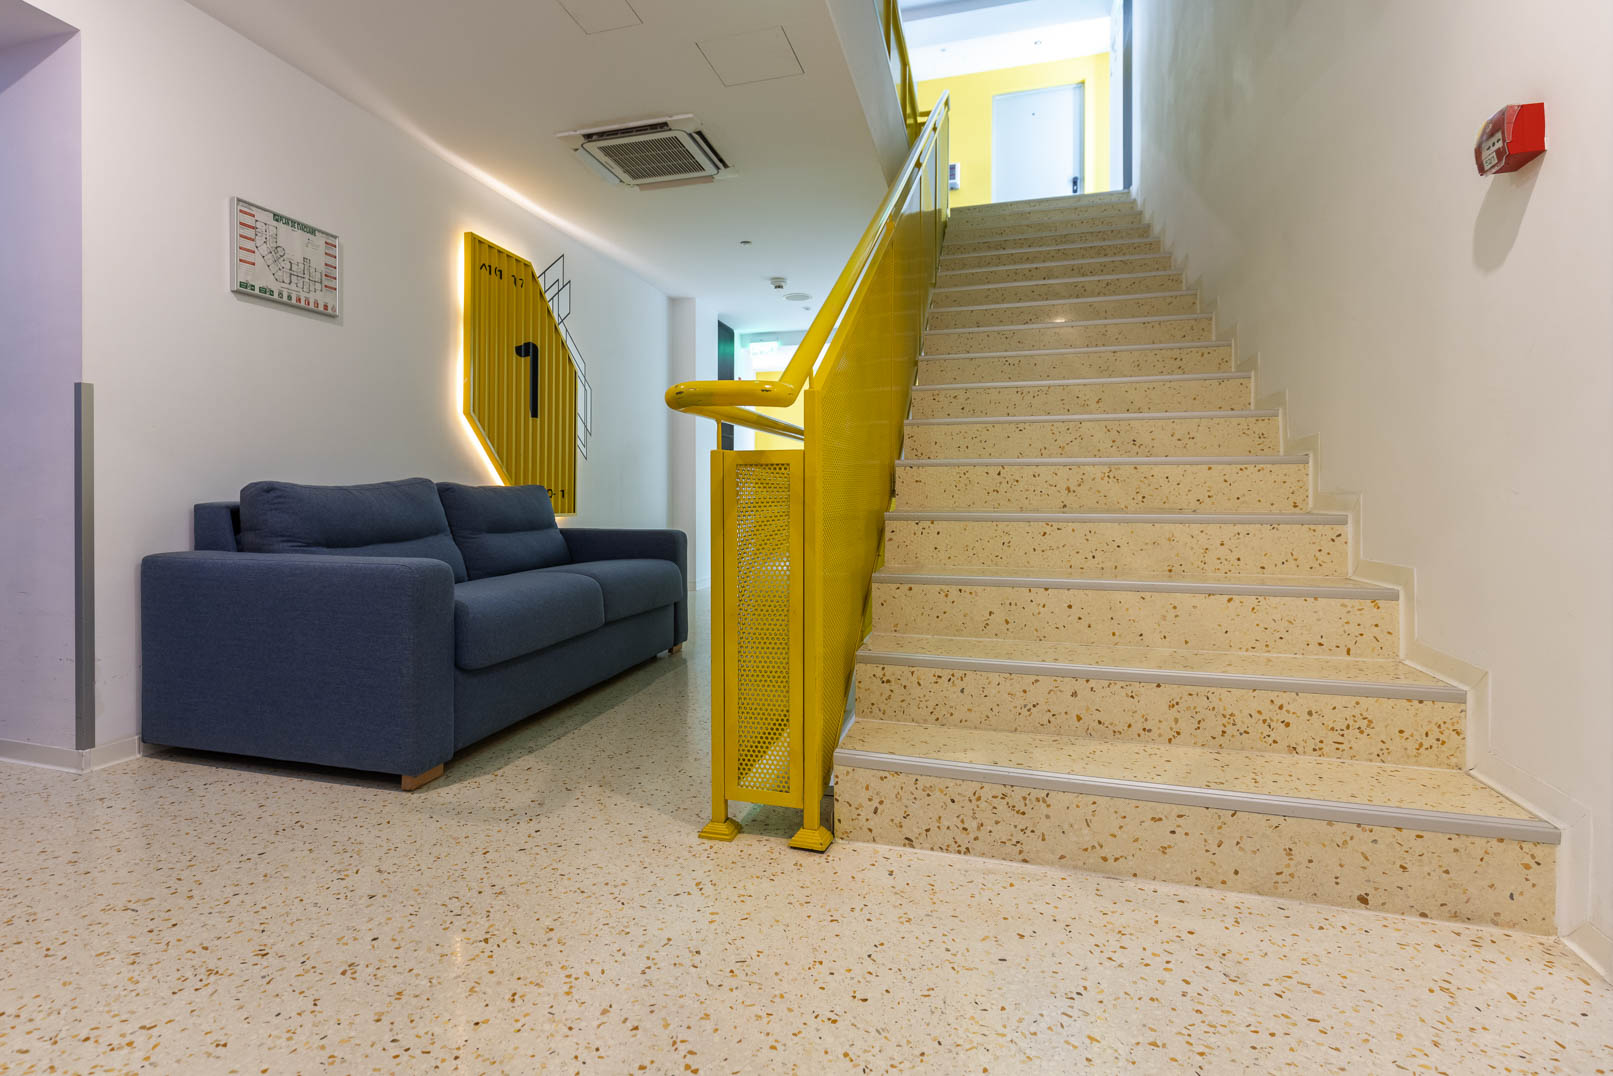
1475, 103, 1546, 176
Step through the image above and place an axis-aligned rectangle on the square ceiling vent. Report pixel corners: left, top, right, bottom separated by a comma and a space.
575, 122, 728, 187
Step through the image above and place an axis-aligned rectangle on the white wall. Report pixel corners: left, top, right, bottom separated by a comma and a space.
29, 0, 675, 752
0, 27, 79, 750
667, 297, 718, 591
1132, 0, 1613, 970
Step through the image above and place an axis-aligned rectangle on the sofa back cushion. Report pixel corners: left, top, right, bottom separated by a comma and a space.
239, 478, 468, 582
436, 483, 570, 580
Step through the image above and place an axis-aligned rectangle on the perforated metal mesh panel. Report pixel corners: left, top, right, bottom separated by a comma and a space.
731, 461, 797, 795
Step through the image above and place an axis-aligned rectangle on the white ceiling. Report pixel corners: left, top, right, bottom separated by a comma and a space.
911, 15, 1110, 81
0, 0, 73, 50
183, 0, 898, 332
900, 0, 1111, 81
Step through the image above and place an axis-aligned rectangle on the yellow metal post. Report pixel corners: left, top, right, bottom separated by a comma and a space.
699, 449, 741, 841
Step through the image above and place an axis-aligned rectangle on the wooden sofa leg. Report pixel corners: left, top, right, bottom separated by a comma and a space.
668, 644, 683, 655
401, 764, 444, 791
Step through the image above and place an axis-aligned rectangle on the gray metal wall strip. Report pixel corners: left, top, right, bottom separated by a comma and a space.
74, 382, 94, 752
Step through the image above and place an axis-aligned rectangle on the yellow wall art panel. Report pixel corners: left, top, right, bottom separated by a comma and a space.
462, 232, 580, 513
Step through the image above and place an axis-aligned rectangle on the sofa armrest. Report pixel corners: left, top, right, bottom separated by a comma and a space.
560, 528, 688, 644
141, 551, 456, 777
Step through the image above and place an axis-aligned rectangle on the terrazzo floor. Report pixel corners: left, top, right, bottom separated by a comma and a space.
1, 593, 1608, 1074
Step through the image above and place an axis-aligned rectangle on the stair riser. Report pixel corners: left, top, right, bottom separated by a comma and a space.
853, 664, 1464, 767
952, 192, 1134, 219
915, 346, 1233, 385
942, 239, 1162, 271
928, 294, 1199, 331
925, 315, 1214, 356
932, 272, 1186, 308
939, 255, 1174, 288
950, 201, 1140, 229
945, 218, 1148, 247
870, 585, 1397, 657
909, 379, 1250, 419
903, 416, 1277, 460
883, 520, 1348, 575
893, 462, 1309, 512
833, 769, 1554, 933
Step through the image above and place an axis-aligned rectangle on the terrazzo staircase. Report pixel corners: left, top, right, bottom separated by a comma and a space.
833, 191, 1560, 933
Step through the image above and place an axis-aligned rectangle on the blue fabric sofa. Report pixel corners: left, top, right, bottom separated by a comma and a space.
141, 478, 687, 787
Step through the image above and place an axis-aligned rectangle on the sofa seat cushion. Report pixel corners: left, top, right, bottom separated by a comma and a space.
437, 482, 569, 580
542, 559, 683, 624
240, 478, 468, 582
452, 569, 604, 670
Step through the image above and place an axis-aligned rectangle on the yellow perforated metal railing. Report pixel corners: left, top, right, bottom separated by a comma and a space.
671, 89, 950, 850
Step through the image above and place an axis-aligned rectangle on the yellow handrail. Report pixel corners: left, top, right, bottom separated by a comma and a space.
663, 93, 948, 440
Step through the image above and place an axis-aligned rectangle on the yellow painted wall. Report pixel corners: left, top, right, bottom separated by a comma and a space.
918, 53, 1111, 207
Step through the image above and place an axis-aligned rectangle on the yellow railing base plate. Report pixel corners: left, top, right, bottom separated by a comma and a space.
698, 818, 743, 842
788, 826, 833, 853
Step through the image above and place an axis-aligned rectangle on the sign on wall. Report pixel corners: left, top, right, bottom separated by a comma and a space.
463, 232, 586, 512
232, 197, 340, 317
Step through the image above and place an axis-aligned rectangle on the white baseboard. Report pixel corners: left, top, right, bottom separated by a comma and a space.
1566, 922, 1613, 984
0, 735, 144, 774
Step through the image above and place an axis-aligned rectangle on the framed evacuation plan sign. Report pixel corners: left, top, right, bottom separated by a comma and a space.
232, 197, 341, 317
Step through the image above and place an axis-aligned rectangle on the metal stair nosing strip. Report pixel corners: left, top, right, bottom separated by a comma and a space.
831, 744, 1559, 844
852, 646, 1464, 703
903, 409, 1277, 427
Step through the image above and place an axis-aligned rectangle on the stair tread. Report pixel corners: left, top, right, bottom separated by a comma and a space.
926, 312, 1208, 336
839, 718, 1540, 824
897, 454, 1305, 466
859, 631, 1450, 690
905, 409, 1272, 426
912, 372, 1248, 391
874, 565, 1395, 598
887, 509, 1344, 523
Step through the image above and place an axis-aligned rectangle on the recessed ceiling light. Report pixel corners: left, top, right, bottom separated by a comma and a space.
784, 291, 810, 302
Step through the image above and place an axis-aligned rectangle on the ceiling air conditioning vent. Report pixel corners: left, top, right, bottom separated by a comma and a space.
569, 117, 728, 189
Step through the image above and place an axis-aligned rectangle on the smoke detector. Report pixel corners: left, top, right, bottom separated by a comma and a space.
559, 114, 729, 189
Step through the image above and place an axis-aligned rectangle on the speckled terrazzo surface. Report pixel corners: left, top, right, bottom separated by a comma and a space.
930, 270, 1186, 307
870, 581, 1398, 656
882, 517, 1348, 574
908, 376, 1249, 418
914, 343, 1232, 385
834, 767, 1557, 932
2, 595, 1607, 1072
853, 661, 1465, 765
937, 253, 1177, 287
838, 719, 1528, 819
893, 459, 1309, 511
